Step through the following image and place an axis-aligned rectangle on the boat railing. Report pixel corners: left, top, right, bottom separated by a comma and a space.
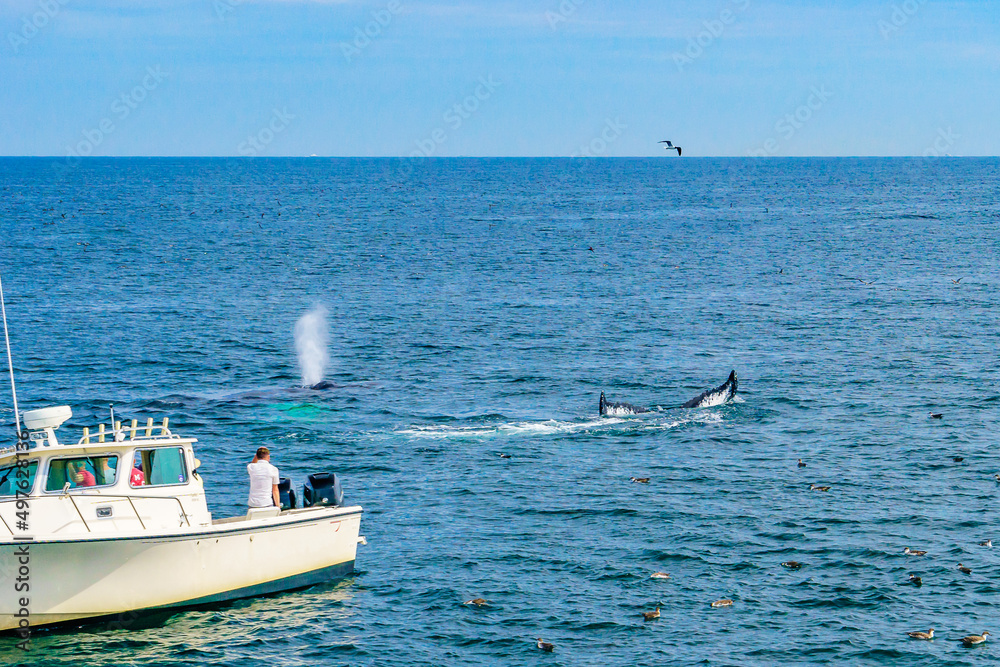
61, 492, 192, 533
76, 417, 176, 445
0, 492, 192, 536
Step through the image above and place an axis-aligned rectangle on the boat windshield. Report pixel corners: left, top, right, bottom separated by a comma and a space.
44, 455, 119, 491
0, 460, 38, 496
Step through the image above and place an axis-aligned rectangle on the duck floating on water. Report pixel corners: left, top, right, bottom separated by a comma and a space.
642, 607, 660, 621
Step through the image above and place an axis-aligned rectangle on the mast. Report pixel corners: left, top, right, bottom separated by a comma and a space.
0, 274, 21, 437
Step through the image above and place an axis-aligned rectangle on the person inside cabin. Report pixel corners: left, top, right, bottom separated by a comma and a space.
130, 452, 146, 487
247, 446, 280, 508
70, 460, 96, 487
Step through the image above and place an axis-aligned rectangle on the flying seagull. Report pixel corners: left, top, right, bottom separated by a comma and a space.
659, 140, 682, 156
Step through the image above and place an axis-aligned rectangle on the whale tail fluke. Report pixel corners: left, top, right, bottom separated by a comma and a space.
680, 370, 739, 409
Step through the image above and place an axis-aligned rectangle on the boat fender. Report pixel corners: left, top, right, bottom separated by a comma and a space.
303, 472, 343, 507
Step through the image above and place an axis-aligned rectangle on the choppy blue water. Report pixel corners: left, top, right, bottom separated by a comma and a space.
1, 157, 1000, 666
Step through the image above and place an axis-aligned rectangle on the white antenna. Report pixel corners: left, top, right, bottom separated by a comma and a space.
0, 274, 22, 437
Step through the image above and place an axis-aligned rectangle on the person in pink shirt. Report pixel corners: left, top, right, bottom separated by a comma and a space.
130, 465, 145, 486
70, 461, 96, 487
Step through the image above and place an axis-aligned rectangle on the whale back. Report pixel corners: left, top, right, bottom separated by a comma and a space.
599, 391, 648, 416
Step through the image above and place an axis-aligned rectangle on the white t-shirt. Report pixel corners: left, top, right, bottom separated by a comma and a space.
247, 459, 280, 507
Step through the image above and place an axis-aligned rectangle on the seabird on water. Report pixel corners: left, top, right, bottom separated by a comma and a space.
536, 638, 555, 652
650, 572, 670, 579
958, 563, 972, 574
711, 599, 733, 608
907, 628, 934, 640
980, 539, 993, 547
642, 607, 661, 621
903, 547, 927, 556
658, 140, 682, 156
909, 574, 922, 586
961, 631, 990, 647
465, 598, 489, 606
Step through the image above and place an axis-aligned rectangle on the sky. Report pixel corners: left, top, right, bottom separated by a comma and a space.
1, 0, 998, 157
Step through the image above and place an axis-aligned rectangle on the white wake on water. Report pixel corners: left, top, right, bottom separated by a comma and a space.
396, 412, 724, 440
294, 305, 328, 387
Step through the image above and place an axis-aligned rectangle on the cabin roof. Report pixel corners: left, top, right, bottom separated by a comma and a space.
0, 435, 197, 465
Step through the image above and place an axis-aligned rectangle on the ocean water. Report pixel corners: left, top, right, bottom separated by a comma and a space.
1, 156, 1000, 666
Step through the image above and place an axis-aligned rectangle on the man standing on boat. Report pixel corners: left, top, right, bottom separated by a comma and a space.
248, 446, 280, 508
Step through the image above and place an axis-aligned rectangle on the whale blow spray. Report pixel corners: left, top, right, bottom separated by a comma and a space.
294, 305, 328, 388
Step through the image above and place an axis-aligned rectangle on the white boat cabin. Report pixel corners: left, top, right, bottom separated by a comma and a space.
0, 406, 214, 537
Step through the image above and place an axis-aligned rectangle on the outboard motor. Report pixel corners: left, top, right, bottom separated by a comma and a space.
278, 477, 297, 510
303, 472, 343, 507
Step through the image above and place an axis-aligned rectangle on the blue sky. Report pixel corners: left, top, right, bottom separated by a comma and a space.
1, 0, 997, 156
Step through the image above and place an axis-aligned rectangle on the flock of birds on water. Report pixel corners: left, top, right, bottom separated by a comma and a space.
482, 380, 994, 654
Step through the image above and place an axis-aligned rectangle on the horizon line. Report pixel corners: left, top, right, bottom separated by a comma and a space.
0, 155, 992, 160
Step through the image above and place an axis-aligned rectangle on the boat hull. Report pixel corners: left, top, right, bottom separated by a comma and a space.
0, 506, 362, 632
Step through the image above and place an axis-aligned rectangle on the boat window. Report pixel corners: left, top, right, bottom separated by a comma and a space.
132, 447, 187, 487
44, 456, 119, 491
0, 461, 38, 496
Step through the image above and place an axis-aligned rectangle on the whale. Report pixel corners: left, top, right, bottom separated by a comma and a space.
598, 371, 739, 416
599, 391, 649, 416
308, 380, 339, 390
679, 370, 738, 408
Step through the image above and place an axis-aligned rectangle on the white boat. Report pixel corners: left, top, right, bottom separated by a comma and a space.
0, 405, 364, 633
